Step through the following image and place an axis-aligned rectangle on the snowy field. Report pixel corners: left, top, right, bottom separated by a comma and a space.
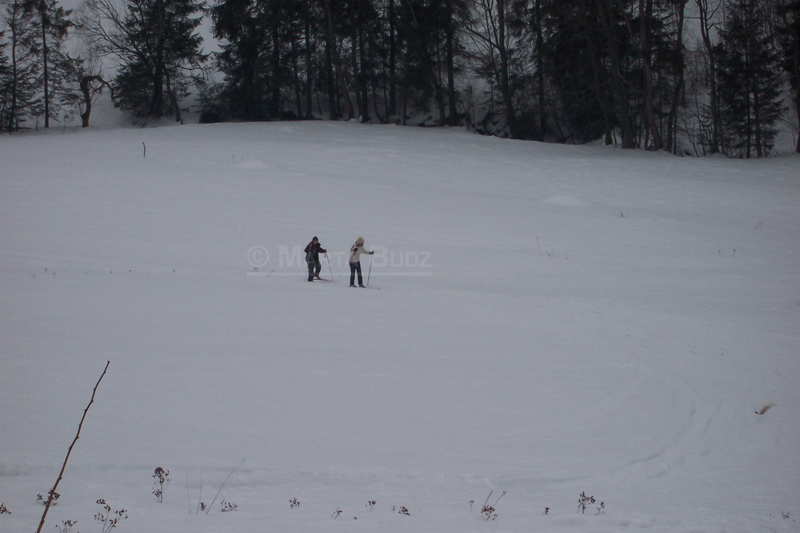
1, 121, 799, 533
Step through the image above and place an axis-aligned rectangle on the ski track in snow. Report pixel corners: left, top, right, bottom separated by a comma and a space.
1, 122, 799, 533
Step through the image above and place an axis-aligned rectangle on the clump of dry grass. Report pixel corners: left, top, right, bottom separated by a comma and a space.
756, 402, 776, 415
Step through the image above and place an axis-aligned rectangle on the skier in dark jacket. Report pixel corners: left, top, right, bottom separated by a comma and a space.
305, 236, 327, 281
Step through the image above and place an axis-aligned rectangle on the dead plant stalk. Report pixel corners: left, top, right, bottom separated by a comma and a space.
35, 361, 110, 533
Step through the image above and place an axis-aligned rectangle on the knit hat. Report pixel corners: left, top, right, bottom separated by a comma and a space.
356, 236, 364, 246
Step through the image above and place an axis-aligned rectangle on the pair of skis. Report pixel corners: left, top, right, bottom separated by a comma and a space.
311, 278, 379, 289
315, 253, 378, 288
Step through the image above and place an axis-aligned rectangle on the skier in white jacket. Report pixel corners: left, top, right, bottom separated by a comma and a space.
348, 236, 374, 287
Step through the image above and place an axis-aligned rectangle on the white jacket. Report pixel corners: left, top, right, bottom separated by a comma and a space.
349, 242, 370, 263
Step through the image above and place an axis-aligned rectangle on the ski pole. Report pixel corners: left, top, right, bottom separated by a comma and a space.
366, 252, 373, 287
326, 253, 335, 281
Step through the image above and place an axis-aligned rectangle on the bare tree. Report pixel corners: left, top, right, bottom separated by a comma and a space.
666, 0, 687, 154
464, 0, 521, 135
695, 0, 722, 153
596, 0, 635, 148
77, 0, 206, 121
622, 0, 663, 150
321, 0, 355, 119
776, 0, 800, 153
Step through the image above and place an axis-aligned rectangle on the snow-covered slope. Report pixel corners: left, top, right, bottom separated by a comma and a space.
1, 122, 799, 533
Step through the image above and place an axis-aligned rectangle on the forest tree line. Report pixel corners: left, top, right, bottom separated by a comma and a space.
1, 0, 798, 157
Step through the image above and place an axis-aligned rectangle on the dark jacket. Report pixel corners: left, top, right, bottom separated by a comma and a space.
305, 241, 327, 262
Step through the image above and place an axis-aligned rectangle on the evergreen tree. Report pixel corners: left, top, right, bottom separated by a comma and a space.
1, 0, 39, 131
775, 0, 800, 153
541, 0, 621, 144
25, 0, 74, 127
0, 31, 9, 129
211, 0, 298, 120
79, 0, 206, 121
210, 0, 266, 120
621, 0, 674, 150
395, 0, 441, 120
694, 0, 723, 154
283, 0, 316, 119
662, 0, 688, 155
435, 0, 469, 126
343, 0, 380, 122
203, 0, 466, 128
465, 0, 526, 135
717, 0, 784, 157
319, 0, 356, 119
508, 0, 549, 140
608, 0, 679, 150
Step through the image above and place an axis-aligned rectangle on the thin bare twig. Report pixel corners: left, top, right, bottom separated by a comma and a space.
35, 361, 110, 533
195, 472, 204, 514
206, 460, 245, 515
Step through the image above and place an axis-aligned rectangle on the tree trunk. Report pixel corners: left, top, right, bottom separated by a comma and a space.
586, 28, 614, 145
79, 75, 108, 127
150, 67, 163, 117
779, 0, 800, 153
388, 0, 396, 117
624, 0, 662, 150
79, 75, 114, 128
597, 0, 634, 148
322, 0, 354, 119
496, 0, 517, 135
535, 0, 546, 140
9, 0, 20, 132
445, 0, 457, 125
324, 20, 337, 119
641, 0, 662, 150
749, 11, 763, 158
271, 5, 281, 118
697, 0, 719, 153
149, 0, 165, 117
434, 42, 446, 123
305, 1, 313, 119
165, 71, 181, 123
667, 0, 686, 154
359, 25, 369, 121
156, 0, 165, 117
292, 38, 303, 118
39, 0, 49, 128
350, 0, 360, 118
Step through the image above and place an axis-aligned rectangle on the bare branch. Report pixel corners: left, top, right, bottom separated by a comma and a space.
35, 361, 110, 533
